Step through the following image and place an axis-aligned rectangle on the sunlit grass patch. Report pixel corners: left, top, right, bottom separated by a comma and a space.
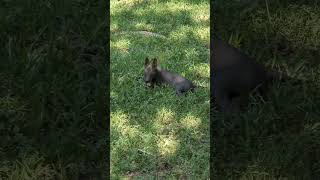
194, 26, 210, 42
184, 47, 201, 60
181, 114, 201, 130
190, 3, 209, 23
169, 25, 193, 41
111, 111, 140, 138
110, 38, 131, 53
134, 22, 154, 31
159, 1, 192, 12
155, 107, 175, 124
192, 13, 209, 23
188, 63, 210, 79
157, 135, 180, 157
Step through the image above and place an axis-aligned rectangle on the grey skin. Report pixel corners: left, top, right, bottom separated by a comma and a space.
212, 38, 282, 112
144, 57, 195, 96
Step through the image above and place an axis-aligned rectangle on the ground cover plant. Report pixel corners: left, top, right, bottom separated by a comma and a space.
212, 0, 320, 179
0, 0, 107, 179
110, 0, 210, 178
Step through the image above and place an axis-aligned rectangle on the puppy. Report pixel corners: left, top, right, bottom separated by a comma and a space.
144, 57, 195, 96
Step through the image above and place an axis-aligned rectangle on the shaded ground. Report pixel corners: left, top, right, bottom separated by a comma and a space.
212, 0, 320, 179
0, 1, 107, 179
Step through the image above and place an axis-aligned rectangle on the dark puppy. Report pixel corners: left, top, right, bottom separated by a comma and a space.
144, 57, 195, 96
212, 38, 284, 112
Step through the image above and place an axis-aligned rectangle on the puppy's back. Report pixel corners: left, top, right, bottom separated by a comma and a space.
211, 38, 270, 111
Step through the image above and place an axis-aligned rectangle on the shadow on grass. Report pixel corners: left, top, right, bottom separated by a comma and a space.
212, 0, 320, 179
212, 83, 320, 179
0, 1, 107, 179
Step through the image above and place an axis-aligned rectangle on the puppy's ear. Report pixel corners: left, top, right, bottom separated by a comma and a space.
145, 57, 149, 66
152, 58, 158, 68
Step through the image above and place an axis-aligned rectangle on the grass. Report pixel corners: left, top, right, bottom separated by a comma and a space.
0, 0, 107, 179
213, 0, 320, 179
110, 0, 210, 178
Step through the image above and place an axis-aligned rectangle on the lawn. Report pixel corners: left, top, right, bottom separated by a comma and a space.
0, 1, 107, 179
110, 0, 210, 178
212, 0, 320, 179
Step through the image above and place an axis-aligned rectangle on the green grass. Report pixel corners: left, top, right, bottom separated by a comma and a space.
213, 0, 320, 179
111, 0, 210, 178
0, 0, 107, 179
